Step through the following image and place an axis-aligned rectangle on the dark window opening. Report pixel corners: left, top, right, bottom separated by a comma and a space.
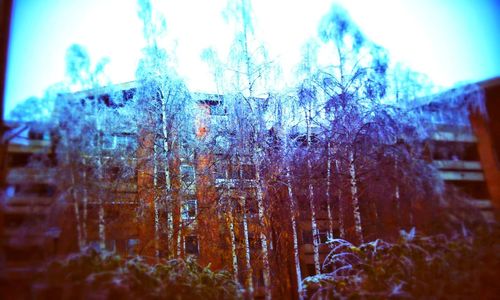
8, 152, 31, 168
246, 198, 258, 216
181, 165, 195, 182
448, 181, 490, 199
28, 129, 46, 140
127, 239, 139, 256
182, 200, 197, 220
431, 141, 479, 161
16, 183, 55, 197
318, 230, 329, 244
185, 236, 199, 255
241, 164, 256, 179
305, 264, 316, 277
302, 230, 313, 244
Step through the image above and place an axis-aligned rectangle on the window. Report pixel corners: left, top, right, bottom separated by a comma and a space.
127, 239, 139, 256
89, 240, 101, 252
5, 185, 15, 198
185, 236, 199, 255
241, 164, 256, 179
115, 135, 129, 147
305, 264, 316, 277
105, 240, 116, 252
318, 230, 329, 244
180, 165, 195, 183
16, 183, 55, 197
204, 100, 225, 116
106, 164, 121, 181
8, 152, 31, 168
302, 230, 313, 244
28, 129, 48, 140
246, 198, 258, 217
215, 161, 227, 179
102, 135, 117, 149
431, 141, 479, 161
182, 200, 197, 220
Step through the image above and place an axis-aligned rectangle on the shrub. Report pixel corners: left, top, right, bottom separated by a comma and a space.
34, 250, 242, 300
303, 226, 500, 299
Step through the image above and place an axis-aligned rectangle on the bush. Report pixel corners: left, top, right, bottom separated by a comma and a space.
303, 226, 500, 299
34, 250, 242, 300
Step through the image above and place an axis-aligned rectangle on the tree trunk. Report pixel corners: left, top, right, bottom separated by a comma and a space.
153, 144, 160, 260
285, 165, 303, 299
334, 159, 345, 238
82, 158, 88, 246
69, 157, 83, 251
72, 189, 83, 251
241, 195, 254, 294
96, 156, 106, 251
306, 110, 321, 275
160, 95, 174, 258
326, 142, 334, 241
349, 150, 363, 243
228, 207, 239, 281
225, 167, 239, 281
307, 156, 321, 274
253, 152, 271, 298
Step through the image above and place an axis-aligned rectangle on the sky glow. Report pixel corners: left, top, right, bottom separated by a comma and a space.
4, 0, 500, 119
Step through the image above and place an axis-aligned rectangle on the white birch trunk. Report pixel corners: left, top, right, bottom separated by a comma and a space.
82, 158, 88, 246
72, 190, 83, 251
241, 195, 254, 294
94, 111, 106, 251
153, 144, 160, 260
96, 156, 106, 251
253, 152, 271, 298
176, 220, 182, 257
394, 160, 401, 228
160, 94, 174, 257
349, 150, 363, 243
69, 155, 83, 251
306, 111, 321, 275
307, 157, 321, 274
228, 208, 239, 281
326, 142, 334, 241
225, 167, 239, 281
285, 165, 304, 299
334, 159, 345, 238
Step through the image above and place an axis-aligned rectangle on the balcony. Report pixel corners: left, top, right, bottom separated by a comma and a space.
8, 140, 52, 154
439, 170, 484, 181
431, 131, 477, 143
6, 168, 56, 185
434, 160, 482, 171
5, 195, 54, 206
467, 199, 493, 209
3, 205, 52, 216
215, 178, 257, 188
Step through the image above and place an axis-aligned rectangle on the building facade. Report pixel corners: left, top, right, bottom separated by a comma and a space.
1, 78, 498, 298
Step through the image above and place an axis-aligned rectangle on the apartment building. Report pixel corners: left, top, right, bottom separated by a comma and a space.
0, 122, 61, 298
1, 78, 498, 297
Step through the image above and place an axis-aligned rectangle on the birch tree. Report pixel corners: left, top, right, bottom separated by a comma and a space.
134, 0, 195, 258
312, 5, 392, 243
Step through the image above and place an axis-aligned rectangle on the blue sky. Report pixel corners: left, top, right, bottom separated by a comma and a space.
4, 0, 500, 119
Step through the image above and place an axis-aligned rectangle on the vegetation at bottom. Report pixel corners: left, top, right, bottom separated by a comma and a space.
33, 225, 500, 299
303, 226, 500, 299
34, 251, 242, 300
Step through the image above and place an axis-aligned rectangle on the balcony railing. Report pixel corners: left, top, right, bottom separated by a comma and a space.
8, 140, 52, 153
433, 160, 482, 170
439, 170, 484, 181
431, 131, 477, 143
6, 168, 56, 184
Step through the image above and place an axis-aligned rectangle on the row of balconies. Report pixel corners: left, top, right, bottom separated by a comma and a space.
433, 153, 495, 222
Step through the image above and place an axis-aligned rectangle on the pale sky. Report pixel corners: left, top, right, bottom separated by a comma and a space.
4, 0, 500, 119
